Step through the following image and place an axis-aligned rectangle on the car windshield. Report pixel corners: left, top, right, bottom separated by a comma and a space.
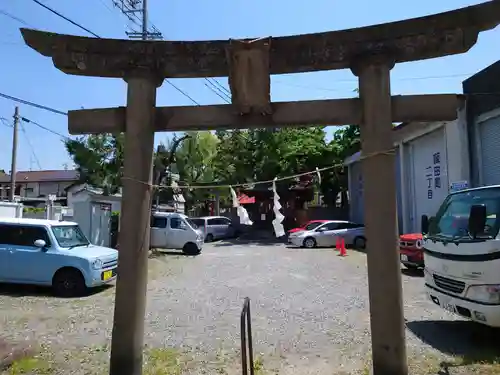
305, 222, 323, 230
429, 187, 500, 243
185, 218, 198, 229
51, 225, 90, 248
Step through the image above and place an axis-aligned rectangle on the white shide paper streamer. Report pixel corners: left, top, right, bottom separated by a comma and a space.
230, 186, 253, 226
272, 178, 285, 237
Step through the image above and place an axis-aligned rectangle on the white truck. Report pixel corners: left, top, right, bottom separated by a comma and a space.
422, 185, 500, 327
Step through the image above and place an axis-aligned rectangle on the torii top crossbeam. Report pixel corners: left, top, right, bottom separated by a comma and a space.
20, 1, 500, 79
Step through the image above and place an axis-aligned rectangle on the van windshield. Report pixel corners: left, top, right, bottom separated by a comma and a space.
185, 218, 198, 229
429, 187, 500, 243
52, 225, 90, 248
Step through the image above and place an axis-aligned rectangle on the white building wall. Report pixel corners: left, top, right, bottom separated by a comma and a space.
347, 113, 470, 235
400, 116, 470, 233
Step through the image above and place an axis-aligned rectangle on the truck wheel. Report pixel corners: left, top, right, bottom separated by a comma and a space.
205, 234, 214, 242
183, 242, 201, 256
52, 268, 87, 297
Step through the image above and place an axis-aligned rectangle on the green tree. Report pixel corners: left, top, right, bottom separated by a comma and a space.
173, 131, 219, 211
65, 134, 124, 195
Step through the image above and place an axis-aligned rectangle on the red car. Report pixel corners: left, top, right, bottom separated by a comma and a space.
287, 220, 330, 235
399, 233, 424, 270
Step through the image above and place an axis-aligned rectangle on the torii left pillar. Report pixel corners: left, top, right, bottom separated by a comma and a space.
110, 74, 163, 375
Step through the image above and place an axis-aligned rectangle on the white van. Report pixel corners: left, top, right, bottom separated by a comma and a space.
150, 212, 204, 255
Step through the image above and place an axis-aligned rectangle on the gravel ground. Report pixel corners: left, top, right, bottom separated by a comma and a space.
0, 241, 499, 374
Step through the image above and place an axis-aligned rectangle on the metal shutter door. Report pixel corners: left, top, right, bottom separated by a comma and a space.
480, 115, 500, 186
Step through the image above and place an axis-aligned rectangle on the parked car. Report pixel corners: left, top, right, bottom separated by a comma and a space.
150, 212, 204, 255
190, 216, 237, 242
0, 217, 118, 297
287, 220, 330, 235
399, 233, 424, 270
288, 220, 366, 249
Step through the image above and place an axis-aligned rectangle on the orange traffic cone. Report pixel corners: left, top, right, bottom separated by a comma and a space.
338, 238, 347, 257
335, 237, 341, 251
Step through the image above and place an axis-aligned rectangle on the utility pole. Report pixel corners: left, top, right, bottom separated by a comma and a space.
9, 106, 19, 202
112, 0, 162, 40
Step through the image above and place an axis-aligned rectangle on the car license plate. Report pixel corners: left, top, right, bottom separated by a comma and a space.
102, 270, 114, 281
400, 254, 408, 262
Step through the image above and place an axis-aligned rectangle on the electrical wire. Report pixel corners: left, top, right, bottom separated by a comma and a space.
21, 116, 69, 140
20, 122, 42, 169
31, 0, 100, 37
0, 91, 68, 116
0, 9, 31, 26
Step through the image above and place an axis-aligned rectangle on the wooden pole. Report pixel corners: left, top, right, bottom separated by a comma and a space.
109, 75, 161, 375
9, 106, 19, 202
352, 57, 408, 375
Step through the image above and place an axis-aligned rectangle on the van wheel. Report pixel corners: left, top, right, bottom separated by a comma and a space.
183, 242, 201, 256
354, 236, 366, 250
52, 268, 86, 297
205, 234, 214, 243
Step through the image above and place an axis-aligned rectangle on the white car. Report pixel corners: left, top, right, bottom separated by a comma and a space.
288, 220, 366, 249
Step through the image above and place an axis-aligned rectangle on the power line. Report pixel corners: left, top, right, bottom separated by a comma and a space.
20, 122, 42, 169
0, 9, 31, 26
31, 0, 201, 105
0, 91, 68, 116
21, 116, 69, 140
31, 0, 100, 37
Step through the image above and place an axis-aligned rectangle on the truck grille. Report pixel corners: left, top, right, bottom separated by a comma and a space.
433, 274, 465, 294
400, 240, 415, 248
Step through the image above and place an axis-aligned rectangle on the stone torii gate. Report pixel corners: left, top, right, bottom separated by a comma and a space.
20, 2, 500, 375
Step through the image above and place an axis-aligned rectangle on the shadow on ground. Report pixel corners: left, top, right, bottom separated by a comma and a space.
0, 282, 112, 298
213, 237, 286, 247
401, 268, 424, 277
407, 320, 500, 366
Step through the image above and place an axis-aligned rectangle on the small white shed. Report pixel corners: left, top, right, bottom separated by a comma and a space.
66, 184, 122, 247
0, 201, 23, 218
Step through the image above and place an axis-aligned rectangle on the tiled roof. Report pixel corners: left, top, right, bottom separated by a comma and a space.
0, 170, 79, 183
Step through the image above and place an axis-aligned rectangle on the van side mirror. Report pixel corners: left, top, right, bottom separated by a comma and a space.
469, 204, 487, 238
421, 215, 429, 235
34, 239, 46, 248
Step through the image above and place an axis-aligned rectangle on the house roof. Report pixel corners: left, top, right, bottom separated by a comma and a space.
0, 170, 79, 183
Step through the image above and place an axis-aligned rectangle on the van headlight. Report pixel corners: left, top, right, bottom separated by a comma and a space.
465, 285, 500, 304
91, 258, 103, 270
415, 240, 423, 249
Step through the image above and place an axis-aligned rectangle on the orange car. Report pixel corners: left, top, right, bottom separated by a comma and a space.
399, 233, 424, 270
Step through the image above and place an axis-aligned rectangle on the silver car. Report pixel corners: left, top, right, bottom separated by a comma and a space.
288, 220, 366, 249
190, 216, 236, 242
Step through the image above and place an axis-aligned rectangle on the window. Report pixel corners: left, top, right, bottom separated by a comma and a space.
0, 224, 51, 247
151, 216, 167, 229
305, 222, 323, 231
170, 217, 184, 229
318, 222, 340, 231
190, 219, 205, 228
345, 223, 364, 229
209, 218, 230, 225
207, 218, 219, 226
430, 187, 500, 241
52, 225, 89, 248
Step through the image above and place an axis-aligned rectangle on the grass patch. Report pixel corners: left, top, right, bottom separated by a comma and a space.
143, 348, 184, 375
6, 355, 54, 375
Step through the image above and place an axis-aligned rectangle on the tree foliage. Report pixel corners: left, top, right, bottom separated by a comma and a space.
64, 124, 361, 208
65, 134, 124, 195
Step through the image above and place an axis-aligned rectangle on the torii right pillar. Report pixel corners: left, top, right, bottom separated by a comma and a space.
352, 55, 407, 375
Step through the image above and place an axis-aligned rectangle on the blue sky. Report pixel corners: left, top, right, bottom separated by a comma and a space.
0, 0, 498, 172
